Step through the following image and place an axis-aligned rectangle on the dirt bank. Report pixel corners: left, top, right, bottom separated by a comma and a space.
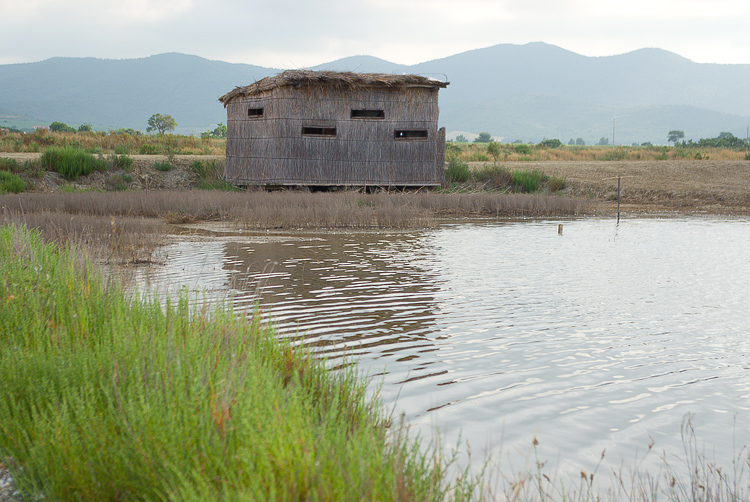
3, 153, 749, 216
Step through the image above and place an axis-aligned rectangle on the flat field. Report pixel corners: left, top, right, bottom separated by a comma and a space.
483, 159, 750, 215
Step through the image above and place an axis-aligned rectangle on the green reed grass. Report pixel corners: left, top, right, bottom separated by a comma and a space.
0, 224, 481, 501
40, 146, 107, 180
0, 170, 26, 194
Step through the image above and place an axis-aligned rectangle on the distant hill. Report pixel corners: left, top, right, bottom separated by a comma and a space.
1, 43, 749, 144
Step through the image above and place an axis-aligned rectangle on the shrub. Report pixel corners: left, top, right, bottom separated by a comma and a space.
538, 138, 562, 148
444, 157, 470, 183
514, 144, 532, 155
139, 144, 161, 155
474, 164, 512, 189
153, 160, 172, 172
108, 154, 134, 171
0, 171, 26, 194
0, 157, 21, 173
191, 159, 234, 190
41, 146, 107, 180
105, 173, 132, 191
511, 169, 545, 193
548, 176, 567, 192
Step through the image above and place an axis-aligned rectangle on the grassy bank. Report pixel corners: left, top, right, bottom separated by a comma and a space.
0, 224, 481, 501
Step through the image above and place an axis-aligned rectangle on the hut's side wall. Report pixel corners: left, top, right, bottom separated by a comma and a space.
225, 85, 445, 186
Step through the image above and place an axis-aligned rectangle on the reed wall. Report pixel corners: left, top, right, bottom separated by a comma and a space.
225, 86, 446, 187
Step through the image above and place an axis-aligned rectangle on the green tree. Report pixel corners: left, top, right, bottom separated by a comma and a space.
78, 123, 93, 133
473, 132, 492, 143
538, 138, 562, 148
575, 138, 585, 146
454, 134, 468, 143
486, 141, 502, 164
49, 121, 76, 133
597, 137, 610, 146
147, 113, 177, 135
201, 122, 227, 139
667, 130, 685, 145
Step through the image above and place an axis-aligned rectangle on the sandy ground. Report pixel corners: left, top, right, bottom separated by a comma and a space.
3, 153, 749, 215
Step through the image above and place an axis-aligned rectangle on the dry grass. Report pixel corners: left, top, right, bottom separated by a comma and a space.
450, 144, 747, 163
0, 209, 167, 264
0, 130, 225, 156
1, 190, 588, 231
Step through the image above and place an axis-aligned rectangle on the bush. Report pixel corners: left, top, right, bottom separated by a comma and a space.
514, 144, 532, 155
41, 146, 107, 180
474, 164, 512, 189
0, 171, 26, 194
105, 173, 133, 191
538, 138, 562, 148
108, 154, 134, 171
139, 144, 161, 155
153, 160, 172, 172
0, 157, 21, 173
511, 169, 546, 193
444, 157, 470, 183
548, 176, 567, 192
191, 159, 234, 190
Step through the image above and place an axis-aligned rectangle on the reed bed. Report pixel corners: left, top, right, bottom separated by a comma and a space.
0, 210, 167, 264
0, 190, 588, 233
0, 224, 482, 501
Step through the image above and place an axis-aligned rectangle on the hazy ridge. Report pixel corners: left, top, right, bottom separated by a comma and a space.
1, 42, 749, 145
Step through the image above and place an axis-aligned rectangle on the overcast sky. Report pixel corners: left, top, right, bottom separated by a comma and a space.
2, 0, 749, 67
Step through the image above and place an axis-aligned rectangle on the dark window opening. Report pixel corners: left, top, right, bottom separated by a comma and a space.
302, 127, 337, 137
394, 130, 428, 140
351, 109, 385, 119
248, 108, 264, 118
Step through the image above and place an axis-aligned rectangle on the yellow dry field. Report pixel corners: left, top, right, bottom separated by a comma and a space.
474, 160, 750, 215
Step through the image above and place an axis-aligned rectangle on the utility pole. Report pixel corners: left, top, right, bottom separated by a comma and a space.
612, 117, 616, 147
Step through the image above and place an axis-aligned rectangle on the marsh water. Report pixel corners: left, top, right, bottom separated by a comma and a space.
136, 217, 750, 481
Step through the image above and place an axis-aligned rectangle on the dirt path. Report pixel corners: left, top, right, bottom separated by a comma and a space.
3, 153, 749, 215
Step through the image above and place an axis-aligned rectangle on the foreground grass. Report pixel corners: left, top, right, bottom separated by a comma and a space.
0, 225, 481, 501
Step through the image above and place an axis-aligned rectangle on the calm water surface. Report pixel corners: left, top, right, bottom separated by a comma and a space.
138, 217, 750, 479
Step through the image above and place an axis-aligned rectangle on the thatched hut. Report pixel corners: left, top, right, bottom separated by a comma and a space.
218, 70, 449, 188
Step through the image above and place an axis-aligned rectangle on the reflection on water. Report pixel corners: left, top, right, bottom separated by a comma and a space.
136, 217, 750, 480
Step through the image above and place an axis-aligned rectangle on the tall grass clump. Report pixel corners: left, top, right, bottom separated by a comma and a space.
191, 159, 234, 190
445, 156, 471, 183
0, 170, 27, 193
41, 146, 106, 180
0, 224, 481, 501
511, 169, 548, 193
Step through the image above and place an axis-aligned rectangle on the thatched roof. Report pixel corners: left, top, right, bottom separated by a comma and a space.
219, 70, 449, 106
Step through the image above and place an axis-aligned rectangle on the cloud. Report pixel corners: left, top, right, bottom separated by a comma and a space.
0, 0, 749, 66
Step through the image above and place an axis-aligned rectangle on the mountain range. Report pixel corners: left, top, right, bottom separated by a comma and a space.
1, 42, 749, 145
